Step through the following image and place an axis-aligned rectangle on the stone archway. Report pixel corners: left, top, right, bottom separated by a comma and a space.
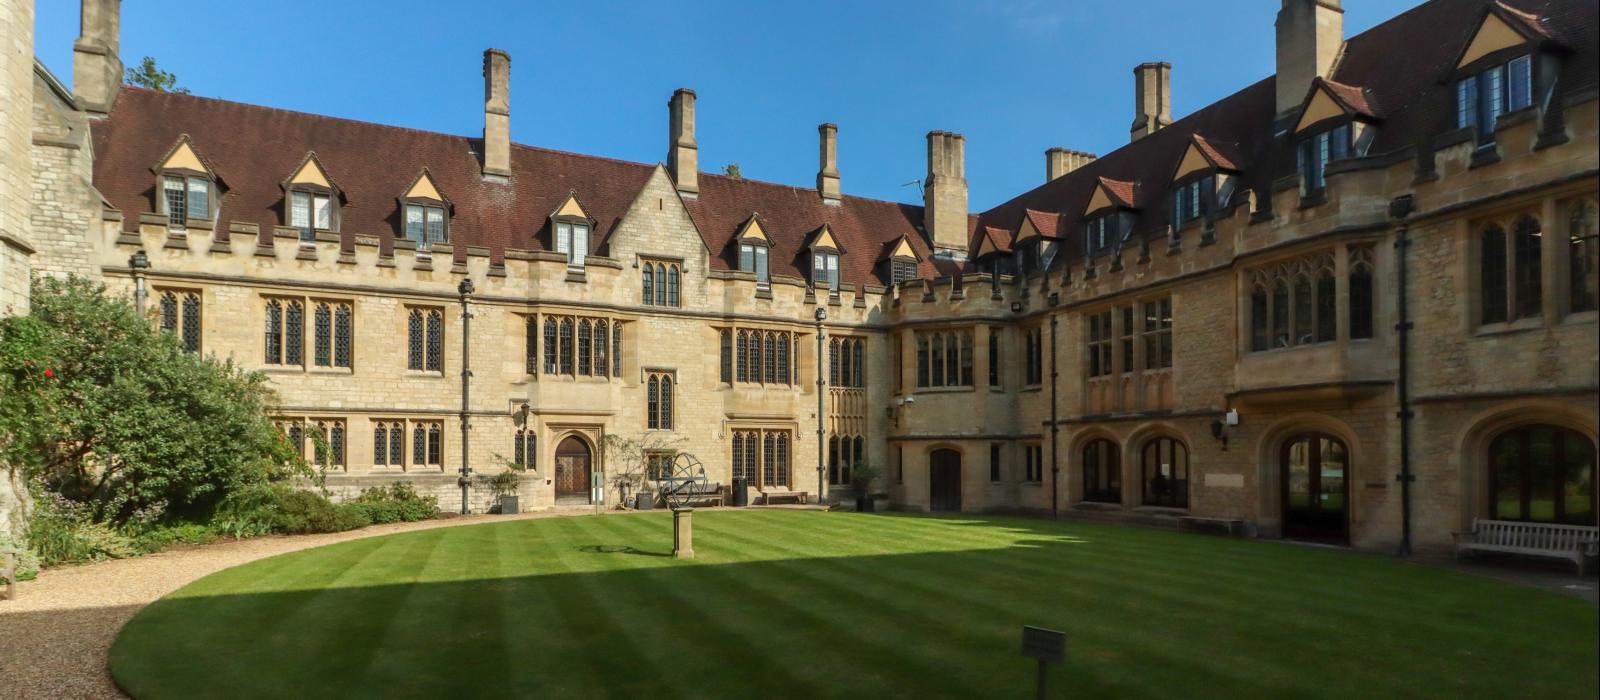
929, 448, 962, 513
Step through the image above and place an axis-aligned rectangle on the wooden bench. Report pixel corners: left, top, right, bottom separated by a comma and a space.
1453, 519, 1599, 575
760, 491, 809, 505
1177, 516, 1246, 537
681, 482, 724, 507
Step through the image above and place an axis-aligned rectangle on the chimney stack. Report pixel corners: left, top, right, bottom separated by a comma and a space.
481, 49, 511, 180
1276, 0, 1345, 117
668, 89, 699, 196
924, 131, 969, 259
817, 123, 841, 204
73, 0, 122, 115
1046, 148, 1096, 183
1130, 62, 1172, 142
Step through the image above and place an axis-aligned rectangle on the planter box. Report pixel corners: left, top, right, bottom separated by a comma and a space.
499, 495, 519, 515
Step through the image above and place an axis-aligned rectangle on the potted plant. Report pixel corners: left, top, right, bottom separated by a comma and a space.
490, 469, 521, 514
601, 433, 685, 510
850, 464, 883, 513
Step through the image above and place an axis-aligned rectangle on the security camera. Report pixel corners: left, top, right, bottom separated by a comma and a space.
903, 396, 916, 404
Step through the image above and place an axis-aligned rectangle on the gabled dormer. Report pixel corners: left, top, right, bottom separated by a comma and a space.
1082, 177, 1137, 260
399, 168, 450, 253
281, 152, 342, 242
877, 234, 922, 286
1292, 78, 1379, 198
734, 214, 770, 287
550, 192, 592, 272
1169, 134, 1239, 231
1014, 209, 1061, 274
975, 226, 1015, 277
151, 135, 223, 231
1448, 2, 1568, 148
806, 224, 843, 298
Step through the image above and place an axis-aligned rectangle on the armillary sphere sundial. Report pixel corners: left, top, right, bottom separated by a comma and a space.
654, 452, 705, 559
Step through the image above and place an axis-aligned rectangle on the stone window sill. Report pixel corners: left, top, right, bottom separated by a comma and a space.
913, 386, 975, 395
405, 370, 447, 378
1473, 317, 1544, 337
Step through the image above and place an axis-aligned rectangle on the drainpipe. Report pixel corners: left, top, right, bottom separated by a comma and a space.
1047, 291, 1061, 519
1390, 195, 1415, 557
458, 278, 475, 515
815, 307, 829, 504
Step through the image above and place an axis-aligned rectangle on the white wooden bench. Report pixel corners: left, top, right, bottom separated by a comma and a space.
1452, 519, 1599, 575
760, 491, 809, 505
1177, 515, 1246, 537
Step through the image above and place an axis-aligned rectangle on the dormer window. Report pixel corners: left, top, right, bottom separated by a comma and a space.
1172, 175, 1214, 229
739, 241, 769, 285
1457, 54, 1533, 145
404, 204, 447, 250
400, 170, 450, 253
1083, 212, 1123, 259
890, 258, 917, 285
555, 220, 589, 270
813, 251, 839, 295
1296, 123, 1352, 195
290, 191, 333, 241
162, 174, 210, 228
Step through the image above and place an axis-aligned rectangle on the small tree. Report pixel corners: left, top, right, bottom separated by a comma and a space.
0, 276, 304, 525
721, 163, 743, 179
124, 56, 190, 94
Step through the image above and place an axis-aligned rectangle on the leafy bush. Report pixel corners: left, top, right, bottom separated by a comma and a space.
0, 533, 41, 582
213, 483, 370, 537
348, 483, 438, 524
128, 523, 217, 554
0, 276, 307, 526
26, 492, 138, 565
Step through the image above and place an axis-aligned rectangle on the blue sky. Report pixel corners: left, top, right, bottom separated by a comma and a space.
35, 0, 1416, 209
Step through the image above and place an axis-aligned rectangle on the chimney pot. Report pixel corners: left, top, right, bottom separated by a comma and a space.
817, 123, 841, 203
73, 0, 123, 115
925, 131, 969, 259
481, 48, 512, 179
1275, 0, 1345, 117
1046, 148, 1096, 182
668, 89, 699, 196
1130, 62, 1172, 142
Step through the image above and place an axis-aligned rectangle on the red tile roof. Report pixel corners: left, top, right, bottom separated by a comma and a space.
1022, 209, 1061, 239
1318, 79, 1382, 119
1097, 177, 1138, 209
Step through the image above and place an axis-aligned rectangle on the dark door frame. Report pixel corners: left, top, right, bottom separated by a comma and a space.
929, 448, 962, 513
1280, 432, 1350, 543
555, 435, 593, 504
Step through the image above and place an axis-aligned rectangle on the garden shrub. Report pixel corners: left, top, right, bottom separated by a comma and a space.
26, 493, 138, 565
350, 483, 438, 524
0, 533, 41, 582
213, 483, 370, 537
128, 523, 217, 554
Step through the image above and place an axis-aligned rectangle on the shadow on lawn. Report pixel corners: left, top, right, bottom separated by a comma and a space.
103, 512, 1599, 700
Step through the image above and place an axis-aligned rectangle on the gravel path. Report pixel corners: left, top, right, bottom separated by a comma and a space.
0, 509, 599, 699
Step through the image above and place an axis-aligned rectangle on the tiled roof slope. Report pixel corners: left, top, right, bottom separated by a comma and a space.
91, 88, 934, 286
679, 174, 935, 285
91, 88, 657, 262
974, 0, 1597, 266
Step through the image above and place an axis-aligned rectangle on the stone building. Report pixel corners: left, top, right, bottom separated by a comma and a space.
5, 0, 1597, 553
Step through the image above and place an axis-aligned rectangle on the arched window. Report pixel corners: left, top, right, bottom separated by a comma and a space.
577, 320, 593, 376
732, 432, 748, 481
764, 332, 778, 384
1272, 278, 1291, 348
1082, 439, 1120, 504
660, 376, 673, 429
1315, 266, 1336, 343
595, 320, 609, 378
1481, 224, 1509, 324
612, 322, 622, 377
1571, 200, 1599, 313
830, 338, 843, 386
930, 333, 945, 386
853, 338, 865, 387
763, 433, 778, 486
1513, 216, 1542, 319
285, 300, 304, 366
736, 331, 749, 383
915, 334, 930, 387
543, 318, 558, 374
828, 435, 841, 484
647, 375, 660, 429
667, 265, 680, 307
944, 333, 960, 385
1141, 436, 1188, 508
1349, 250, 1374, 339
775, 336, 789, 385
1249, 283, 1269, 352
775, 433, 791, 486
267, 299, 286, 365
642, 264, 654, 304
1489, 425, 1596, 525
559, 318, 574, 375
959, 331, 974, 386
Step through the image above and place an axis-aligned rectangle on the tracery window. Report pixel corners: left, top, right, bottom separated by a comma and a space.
406, 307, 443, 372
536, 315, 621, 378
1349, 247, 1375, 339
732, 429, 790, 487
1478, 214, 1544, 326
646, 372, 675, 430
728, 329, 797, 386
829, 337, 866, 388
1025, 325, 1044, 385
1489, 425, 1595, 525
828, 434, 865, 486
641, 259, 682, 307
1142, 298, 1173, 370
1141, 436, 1189, 508
513, 428, 537, 472
158, 289, 202, 353
274, 417, 345, 470
374, 420, 406, 469
161, 173, 211, 228
1082, 439, 1120, 504
914, 329, 975, 388
1571, 199, 1599, 314
1246, 252, 1344, 351
1087, 312, 1112, 378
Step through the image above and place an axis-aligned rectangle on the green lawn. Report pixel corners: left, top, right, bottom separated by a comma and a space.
110, 511, 1598, 699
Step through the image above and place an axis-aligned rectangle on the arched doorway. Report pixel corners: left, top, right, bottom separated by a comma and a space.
1281, 433, 1348, 542
929, 449, 962, 513
1488, 425, 1596, 525
554, 436, 592, 504
1140, 437, 1189, 508
1081, 439, 1120, 504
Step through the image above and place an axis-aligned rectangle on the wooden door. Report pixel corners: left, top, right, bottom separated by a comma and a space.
929, 449, 962, 513
555, 436, 592, 504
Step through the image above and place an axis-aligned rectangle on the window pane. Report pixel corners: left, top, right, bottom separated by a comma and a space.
407, 309, 423, 370
1272, 280, 1290, 347
315, 194, 332, 230
1456, 78, 1477, 130
556, 222, 571, 253
1514, 217, 1542, 319
1481, 226, 1508, 324
290, 191, 312, 236
1349, 267, 1374, 340
425, 310, 442, 371
425, 206, 445, 245
186, 178, 208, 220
1508, 55, 1532, 111
314, 303, 332, 367
1250, 286, 1269, 351
405, 205, 424, 241
755, 247, 769, 283
571, 225, 588, 267
334, 304, 351, 368
285, 300, 303, 366
739, 244, 754, 274
577, 320, 592, 376
181, 293, 201, 353
164, 176, 187, 225
1571, 201, 1599, 313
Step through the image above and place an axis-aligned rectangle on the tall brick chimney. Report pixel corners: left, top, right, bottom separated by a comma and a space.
73, 0, 122, 115
1276, 0, 1344, 117
481, 49, 511, 180
924, 131, 969, 259
1130, 62, 1172, 142
668, 88, 698, 197
1046, 148, 1096, 183
817, 123, 841, 204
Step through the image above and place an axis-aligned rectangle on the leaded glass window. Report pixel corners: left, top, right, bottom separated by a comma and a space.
577, 320, 593, 376
559, 318, 574, 375
1514, 216, 1543, 320
408, 309, 425, 370
284, 300, 304, 366
595, 320, 609, 379
314, 303, 332, 367
1481, 224, 1509, 324
265, 299, 284, 365
544, 318, 558, 374
612, 322, 622, 377
424, 309, 443, 371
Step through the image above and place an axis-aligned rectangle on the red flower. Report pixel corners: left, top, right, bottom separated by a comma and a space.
43, 369, 53, 378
